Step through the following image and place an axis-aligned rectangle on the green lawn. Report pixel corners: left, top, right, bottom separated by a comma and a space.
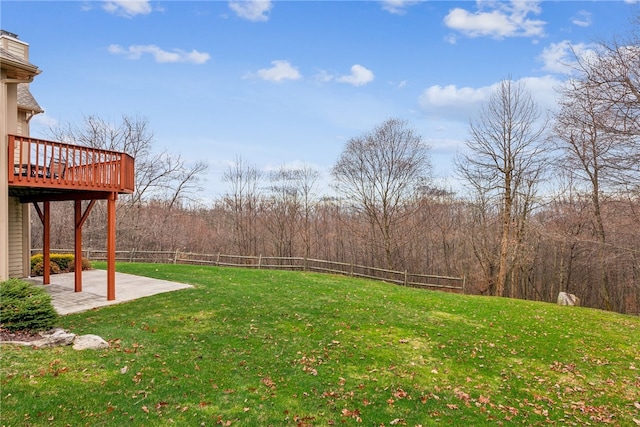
1, 263, 639, 426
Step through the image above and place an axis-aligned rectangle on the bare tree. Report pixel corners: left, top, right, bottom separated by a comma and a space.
456, 79, 548, 297
49, 115, 208, 208
222, 156, 263, 256
554, 35, 640, 309
263, 165, 302, 258
331, 118, 431, 269
42, 115, 208, 252
569, 27, 640, 192
296, 164, 321, 259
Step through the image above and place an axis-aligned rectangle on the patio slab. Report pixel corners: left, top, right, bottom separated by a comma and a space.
28, 270, 192, 315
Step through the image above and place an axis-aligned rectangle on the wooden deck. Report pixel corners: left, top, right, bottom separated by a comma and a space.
7, 134, 134, 196
6, 134, 135, 300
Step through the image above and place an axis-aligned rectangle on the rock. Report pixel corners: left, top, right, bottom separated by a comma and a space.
33, 328, 76, 348
558, 292, 580, 306
73, 334, 110, 350
0, 328, 109, 350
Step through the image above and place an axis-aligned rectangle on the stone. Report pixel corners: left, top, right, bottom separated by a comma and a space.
557, 292, 580, 306
0, 328, 109, 350
33, 328, 76, 348
73, 334, 110, 350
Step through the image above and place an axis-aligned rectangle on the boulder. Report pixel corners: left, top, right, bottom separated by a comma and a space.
33, 328, 76, 348
0, 328, 109, 350
73, 334, 110, 350
557, 292, 580, 306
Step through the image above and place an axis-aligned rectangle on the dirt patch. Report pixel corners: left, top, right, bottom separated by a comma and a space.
0, 328, 44, 343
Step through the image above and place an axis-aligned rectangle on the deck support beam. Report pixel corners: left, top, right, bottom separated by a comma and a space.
43, 201, 50, 285
107, 192, 117, 301
33, 202, 51, 285
74, 200, 96, 293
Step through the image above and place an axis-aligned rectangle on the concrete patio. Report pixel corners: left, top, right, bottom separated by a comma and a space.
28, 270, 193, 315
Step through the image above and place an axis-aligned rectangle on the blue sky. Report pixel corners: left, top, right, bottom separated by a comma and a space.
3, 0, 638, 200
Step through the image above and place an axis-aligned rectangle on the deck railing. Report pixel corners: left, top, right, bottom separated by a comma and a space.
7, 135, 134, 193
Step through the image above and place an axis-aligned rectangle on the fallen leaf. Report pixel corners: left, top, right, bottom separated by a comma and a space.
394, 388, 408, 399
141, 405, 149, 413
262, 376, 276, 389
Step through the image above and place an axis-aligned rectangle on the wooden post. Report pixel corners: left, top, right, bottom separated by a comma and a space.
73, 199, 96, 293
404, 270, 408, 286
258, 254, 262, 269
43, 202, 50, 285
74, 200, 82, 292
106, 193, 117, 301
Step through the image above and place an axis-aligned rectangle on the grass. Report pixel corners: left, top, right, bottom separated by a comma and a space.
1, 263, 639, 426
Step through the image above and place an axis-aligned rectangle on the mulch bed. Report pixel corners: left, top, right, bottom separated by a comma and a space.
0, 328, 43, 343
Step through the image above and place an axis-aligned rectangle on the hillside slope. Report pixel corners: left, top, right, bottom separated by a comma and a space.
2, 263, 639, 426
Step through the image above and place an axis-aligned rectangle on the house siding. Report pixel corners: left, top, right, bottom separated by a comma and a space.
16, 111, 24, 136
8, 196, 24, 277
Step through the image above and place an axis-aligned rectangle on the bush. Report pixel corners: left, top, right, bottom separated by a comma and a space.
0, 279, 58, 332
31, 261, 61, 277
30, 254, 92, 276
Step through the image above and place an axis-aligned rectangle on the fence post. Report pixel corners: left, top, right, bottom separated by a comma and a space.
174, 249, 179, 264
462, 275, 466, 294
216, 252, 220, 266
130, 248, 135, 263
350, 262, 354, 277
258, 254, 262, 269
304, 257, 308, 272
404, 270, 408, 286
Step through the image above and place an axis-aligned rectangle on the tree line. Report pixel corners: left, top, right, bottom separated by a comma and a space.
32, 23, 640, 314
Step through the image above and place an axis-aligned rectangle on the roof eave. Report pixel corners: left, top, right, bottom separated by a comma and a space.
1, 58, 41, 80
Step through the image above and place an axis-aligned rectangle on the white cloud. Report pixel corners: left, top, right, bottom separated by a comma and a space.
380, 0, 421, 15
420, 83, 492, 109
313, 69, 335, 83
229, 0, 272, 22
443, 0, 545, 40
418, 75, 561, 122
108, 44, 211, 64
538, 40, 596, 74
102, 0, 152, 18
571, 10, 592, 27
336, 65, 375, 86
31, 112, 59, 129
246, 60, 301, 82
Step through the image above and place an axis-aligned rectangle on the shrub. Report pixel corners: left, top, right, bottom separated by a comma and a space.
31, 261, 61, 277
0, 279, 58, 332
30, 254, 92, 276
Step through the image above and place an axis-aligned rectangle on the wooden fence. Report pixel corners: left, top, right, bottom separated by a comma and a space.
33, 249, 465, 294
